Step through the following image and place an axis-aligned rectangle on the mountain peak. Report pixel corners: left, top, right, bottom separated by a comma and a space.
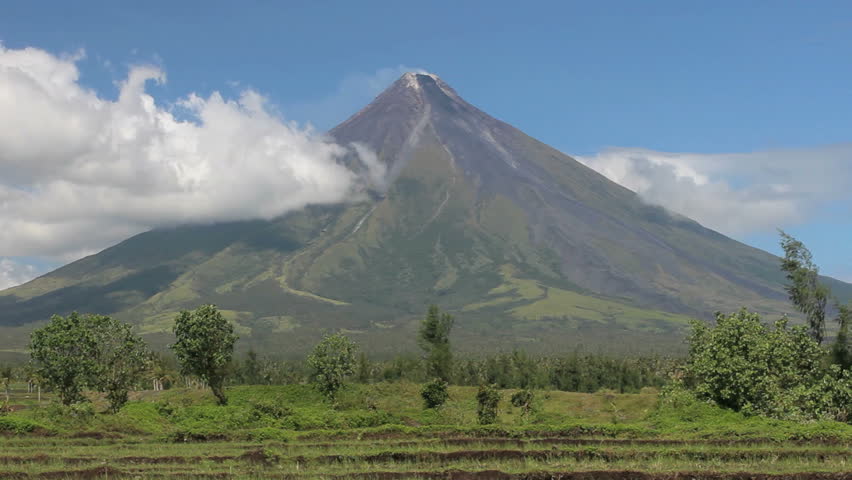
330, 70, 467, 151
398, 71, 444, 91
400, 71, 434, 85
331, 71, 475, 145
398, 71, 461, 101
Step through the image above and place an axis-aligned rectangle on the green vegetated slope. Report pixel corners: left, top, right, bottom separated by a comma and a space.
2, 72, 851, 357
2, 383, 851, 479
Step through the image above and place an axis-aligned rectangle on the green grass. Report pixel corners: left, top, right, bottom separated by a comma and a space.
463, 265, 694, 336
4, 382, 851, 441
1, 383, 850, 478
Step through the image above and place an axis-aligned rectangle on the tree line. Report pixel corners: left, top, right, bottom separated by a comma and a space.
6, 231, 850, 423
225, 348, 669, 393
9, 302, 666, 413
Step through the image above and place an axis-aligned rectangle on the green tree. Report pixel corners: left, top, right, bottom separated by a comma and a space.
170, 305, 237, 405
420, 378, 449, 409
476, 383, 501, 424
510, 389, 535, 420
29, 312, 100, 405
831, 304, 851, 370
780, 231, 830, 344
88, 315, 150, 413
240, 349, 263, 385
307, 333, 357, 402
0, 365, 13, 404
418, 305, 454, 381
356, 352, 372, 384
685, 309, 851, 421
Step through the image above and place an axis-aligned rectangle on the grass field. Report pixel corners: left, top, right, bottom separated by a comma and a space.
1, 382, 850, 479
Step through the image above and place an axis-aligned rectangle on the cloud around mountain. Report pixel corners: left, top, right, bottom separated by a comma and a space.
0, 258, 37, 290
577, 145, 852, 236
0, 44, 382, 263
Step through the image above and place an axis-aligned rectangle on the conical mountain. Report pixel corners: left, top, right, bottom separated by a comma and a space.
2, 73, 849, 358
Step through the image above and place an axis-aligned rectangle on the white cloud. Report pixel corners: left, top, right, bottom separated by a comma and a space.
577, 145, 852, 236
0, 45, 385, 263
0, 258, 40, 290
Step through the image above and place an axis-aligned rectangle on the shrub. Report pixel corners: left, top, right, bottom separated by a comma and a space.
685, 309, 852, 422
68, 401, 96, 420
0, 416, 43, 434
155, 401, 179, 418
476, 384, 501, 425
250, 399, 294, 420
43, 401, 95, 421
420, 378, 449, 409
510, 389, 535, 418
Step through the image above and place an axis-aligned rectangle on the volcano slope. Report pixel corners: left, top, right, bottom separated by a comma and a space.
2, 72, 850, 356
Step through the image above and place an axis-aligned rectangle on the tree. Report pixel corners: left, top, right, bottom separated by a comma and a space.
685, 309, 851, 421
240, 349, 263, 385
307, 333, 357, 402
476, 383, 501, 424
779, 231, 830, 344
510, 389, 535, 420
171, 305, 238, 405
88, 315, 150, 413
831, 304, 851, 370
29, 312, 101, 405
0, 365, 13, 404
419, 305, 454, 381
420, 378, 449, 409
356, 352, 372, 384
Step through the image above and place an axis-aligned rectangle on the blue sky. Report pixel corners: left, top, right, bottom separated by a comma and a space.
1, 0, 851, 286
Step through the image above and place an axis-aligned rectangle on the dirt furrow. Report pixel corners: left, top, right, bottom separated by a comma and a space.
4, 468, 850, 480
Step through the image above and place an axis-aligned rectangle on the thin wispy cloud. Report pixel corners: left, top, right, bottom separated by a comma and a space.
577, 145, 852, 237
285, 65, 425, 129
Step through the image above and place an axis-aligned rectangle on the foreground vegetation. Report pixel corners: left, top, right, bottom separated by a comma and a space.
0, 231, 850, 478
1, 382, 851, 479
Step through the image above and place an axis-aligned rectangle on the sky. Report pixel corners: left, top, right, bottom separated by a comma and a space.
1, 0, 851, 288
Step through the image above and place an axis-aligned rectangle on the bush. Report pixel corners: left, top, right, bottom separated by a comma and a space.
685, 309, 852, 422
420, 378, 449, 409
476, 384, 501, 425
68, 401, 96, 420
510, 389, 535, 418
155, 401, 179, 418
0, 416, 43, 434
42, 401, 95, 422
250, 399, 294, 420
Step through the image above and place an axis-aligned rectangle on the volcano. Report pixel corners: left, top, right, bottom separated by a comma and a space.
2, 72, 849, 357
